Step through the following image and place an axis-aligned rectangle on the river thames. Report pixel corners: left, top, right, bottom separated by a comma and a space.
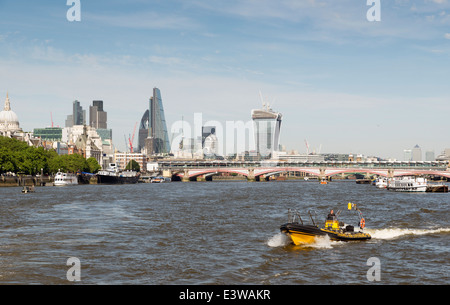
0, 181, 448, 285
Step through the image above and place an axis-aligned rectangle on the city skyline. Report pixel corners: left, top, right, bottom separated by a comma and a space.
1, 1, 450, 159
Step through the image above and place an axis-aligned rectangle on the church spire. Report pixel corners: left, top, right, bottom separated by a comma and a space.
4, 92, 11, 111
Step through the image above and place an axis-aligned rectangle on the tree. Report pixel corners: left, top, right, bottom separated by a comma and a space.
86, 157, 101, 173
125, 160, 140, 172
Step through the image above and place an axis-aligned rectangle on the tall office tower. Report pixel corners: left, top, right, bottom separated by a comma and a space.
412, 144, 422, 161
425, 150, 435, 161
251, 102, 282, 159
141, 88, 170, 155
403, 149, 412, 161
137, 109, 149, 153
89, 100, 107, 129
65, 100, 86, 127
202, 126, 218, 158
202, 126, 216, 147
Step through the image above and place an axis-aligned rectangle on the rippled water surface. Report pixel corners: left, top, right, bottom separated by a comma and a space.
0, 181, 449, 284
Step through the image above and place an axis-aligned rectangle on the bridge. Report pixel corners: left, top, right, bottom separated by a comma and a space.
158, 160, 450, 182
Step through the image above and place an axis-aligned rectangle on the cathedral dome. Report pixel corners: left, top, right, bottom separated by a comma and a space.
0, 109, 19, 123
0, 93, 21, 133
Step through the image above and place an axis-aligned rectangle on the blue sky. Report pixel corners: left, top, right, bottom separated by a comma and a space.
1, 0, 450, 159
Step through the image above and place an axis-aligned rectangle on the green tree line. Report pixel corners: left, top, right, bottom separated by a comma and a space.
0, 136, 101, 175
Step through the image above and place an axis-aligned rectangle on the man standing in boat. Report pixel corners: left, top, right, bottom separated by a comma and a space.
327, 210, 337, 221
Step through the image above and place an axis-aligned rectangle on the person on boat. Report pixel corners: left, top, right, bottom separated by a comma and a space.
327, 210, 337, 221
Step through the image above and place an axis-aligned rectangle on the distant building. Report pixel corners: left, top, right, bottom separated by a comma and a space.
89, 100, 107, 129
65, 100, 86, 127
403, 149, 412, 162
251, 102, 282, 159
412, 144, 422, 161
273, 151, 324, 162
436, 148, 450, 161
323, 153, 350, 162
33, 127, 63, 141
137, 109, 149, 153
114, 152, 146, 171
139, 88, 170, 155
63, 125, 113, 167
425, 150, 435, 161
202, 126, 219, 158
202, 126, 216, 147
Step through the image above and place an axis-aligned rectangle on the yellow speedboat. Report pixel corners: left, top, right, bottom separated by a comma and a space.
280, 204, 371, 245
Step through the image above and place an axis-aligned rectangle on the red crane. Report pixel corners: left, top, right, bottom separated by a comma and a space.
128, 122, 138, 153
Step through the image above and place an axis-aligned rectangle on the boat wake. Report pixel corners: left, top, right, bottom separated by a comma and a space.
267, 233, 340, 249
365, 227, 450, 240
267, 227, 450, 248
267, 233, 291, 247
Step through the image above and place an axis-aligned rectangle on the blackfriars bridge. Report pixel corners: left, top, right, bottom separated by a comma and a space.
158, 160, 450, 182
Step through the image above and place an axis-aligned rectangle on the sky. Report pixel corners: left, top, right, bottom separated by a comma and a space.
1, 0, 450, 159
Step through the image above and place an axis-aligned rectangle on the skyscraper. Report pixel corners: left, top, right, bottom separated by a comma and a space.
140, 88, 170, 155
425, 150, 435, 161
65, 100, 86, 127
137, 109, 149, 153
251, 102, 282, 159
412, 144, 422, 161
89, 100, 107, 129
403, 149, 412, 161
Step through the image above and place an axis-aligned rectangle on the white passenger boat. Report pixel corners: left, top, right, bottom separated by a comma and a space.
375, 177, 387, 189
54, 171, 79, 186
387, 176, 427, 192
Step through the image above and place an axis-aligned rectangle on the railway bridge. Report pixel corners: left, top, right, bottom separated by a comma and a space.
158, 160, 450, 182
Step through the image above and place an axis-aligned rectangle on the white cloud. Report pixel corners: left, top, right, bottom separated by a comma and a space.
445, 33, 450, 39
85, 11, 198, 30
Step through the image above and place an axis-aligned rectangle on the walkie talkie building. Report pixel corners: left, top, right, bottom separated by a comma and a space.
251, 103, 282, 159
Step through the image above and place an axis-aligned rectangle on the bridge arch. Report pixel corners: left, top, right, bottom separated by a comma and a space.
255, 167, 321, 178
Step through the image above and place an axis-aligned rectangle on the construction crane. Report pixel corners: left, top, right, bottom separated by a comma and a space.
50, 112, 54, 128
128, 122, 138, 153
304, 139, 310, 155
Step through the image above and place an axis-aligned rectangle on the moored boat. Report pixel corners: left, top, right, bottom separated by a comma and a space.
387, 176, 427, 192
97, 163, 139, 184
280, 203, 371, 245
375, 177, 387, 189
54, 171, 79, 186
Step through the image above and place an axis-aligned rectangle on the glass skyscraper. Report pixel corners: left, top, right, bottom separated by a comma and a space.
139, 88, 170, 155
65, 100, 86, 127
251, 104, 282, 159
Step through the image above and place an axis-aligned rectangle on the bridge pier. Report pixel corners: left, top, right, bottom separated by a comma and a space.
182, 169, 190, 182
388, 169, 395, 178
247, 168, 256, 182
319, 167, 327, 181
162, 169, 173, 179
196, 175, 206, 182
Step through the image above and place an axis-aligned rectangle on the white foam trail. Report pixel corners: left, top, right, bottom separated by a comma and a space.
267, 233, 340, 249
267, 233, 291, 247
309, 235, 334, 249
366, 227, 450, 240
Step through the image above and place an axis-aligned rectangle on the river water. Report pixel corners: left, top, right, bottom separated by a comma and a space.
0, 181, 448, 285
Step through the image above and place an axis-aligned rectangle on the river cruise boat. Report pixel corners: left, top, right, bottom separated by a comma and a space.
54, 171, 78, 186
387, 176, 427, 192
